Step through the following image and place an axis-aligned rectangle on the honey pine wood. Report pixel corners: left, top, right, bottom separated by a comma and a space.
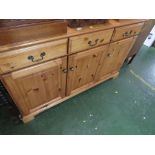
95, 37, 137, 82
0, 20, 67, 46
69, 29, 114, 53
67, 46, 108, 95
2, 57, 67, 115
0, 20, 146, 52
0, 20, 148, 123
0, 39, 67, 74
112, 22, 144, 41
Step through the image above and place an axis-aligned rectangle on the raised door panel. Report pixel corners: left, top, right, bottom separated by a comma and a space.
67, 45, 109, 95
2, 57, 67, 115
95, 37, 137, 81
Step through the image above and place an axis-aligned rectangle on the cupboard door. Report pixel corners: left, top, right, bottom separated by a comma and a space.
67, 45, 109, 95
95, 37, 137, 81
2, 57, 67, 115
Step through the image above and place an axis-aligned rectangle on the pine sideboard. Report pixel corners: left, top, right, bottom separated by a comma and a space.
0, 19, 147, 122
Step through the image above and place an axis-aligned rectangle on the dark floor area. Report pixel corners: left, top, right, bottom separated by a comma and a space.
0, 45, 155, 135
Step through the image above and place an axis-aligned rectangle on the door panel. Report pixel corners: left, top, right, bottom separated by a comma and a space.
67, 45, 109, 95
95, 37, 137, 81
2, 57, 67, 115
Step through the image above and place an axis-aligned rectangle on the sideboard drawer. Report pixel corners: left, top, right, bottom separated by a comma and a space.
0, 39, 67, 74
69, 29, 114, 53
112, 22, 144, 41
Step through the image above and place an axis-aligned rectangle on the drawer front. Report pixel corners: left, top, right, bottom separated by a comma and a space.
69, 29, 114, 53
0, 39, 67, 74
112, 22, 144, 41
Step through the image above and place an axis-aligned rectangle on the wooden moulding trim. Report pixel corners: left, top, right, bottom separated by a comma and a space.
0, 20, 66, 31
110, 34, 139, 43
109, 20, 146, 28
11, 59, 60, 79
0, 53, 68, 75
22, 71, 119, 123
108, 19, 147, 29
29, 97, 62, 113
0, 38, 68, 57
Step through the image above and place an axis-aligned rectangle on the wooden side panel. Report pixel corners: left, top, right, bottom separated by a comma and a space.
95, 37, 137, 81
67, 45, 109, 95
1, 75, 30, 115
128, 19, 155, 57
2, 57, 67, 115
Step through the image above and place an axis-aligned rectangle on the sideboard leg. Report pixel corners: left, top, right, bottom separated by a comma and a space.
22, 115, 35, 123
112, 72, 119, 79
127, 54, 136, 64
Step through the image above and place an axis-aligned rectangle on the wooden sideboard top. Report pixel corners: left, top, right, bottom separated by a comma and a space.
0, 19, 147, 52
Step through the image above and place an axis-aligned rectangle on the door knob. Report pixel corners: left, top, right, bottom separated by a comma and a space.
69, 67, 74, 71
107, 53, 112, 57
62, 68, 68, 73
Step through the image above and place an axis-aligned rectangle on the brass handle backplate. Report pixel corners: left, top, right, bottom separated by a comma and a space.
28, 52, 46, 62
123, 32, 129, 37
88, 39, 99, 47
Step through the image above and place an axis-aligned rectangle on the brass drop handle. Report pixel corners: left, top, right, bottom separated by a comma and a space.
130, 30, 133, 34
88, 39, 99, 47
28, 52, 46, 62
